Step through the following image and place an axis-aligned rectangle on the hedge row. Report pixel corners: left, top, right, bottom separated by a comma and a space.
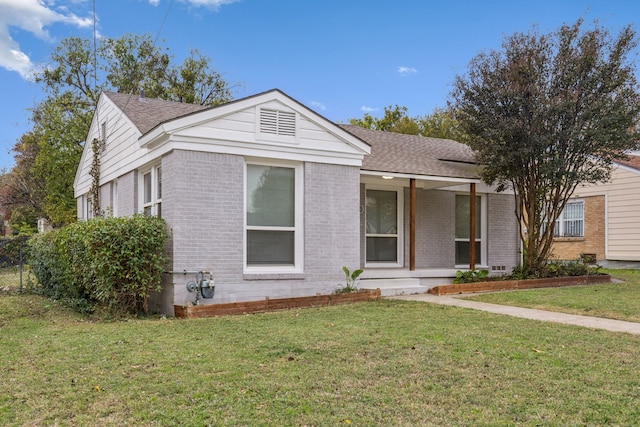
29, 216, 168, 315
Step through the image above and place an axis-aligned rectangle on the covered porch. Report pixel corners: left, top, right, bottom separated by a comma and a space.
359, 171, 490, 296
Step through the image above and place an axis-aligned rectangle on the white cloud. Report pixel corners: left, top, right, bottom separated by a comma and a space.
398, 66, 418, 76
178, 0, 241, 9
148, 0, 161, 5
360, 106, 378, 113
309, 101, 326, 111
0, 0, 92, 79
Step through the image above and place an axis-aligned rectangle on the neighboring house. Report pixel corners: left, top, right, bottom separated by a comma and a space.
74, 89, 520, 315
551, 155, 640, 266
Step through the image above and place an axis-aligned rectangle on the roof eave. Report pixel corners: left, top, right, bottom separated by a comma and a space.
360, 169, 482, 183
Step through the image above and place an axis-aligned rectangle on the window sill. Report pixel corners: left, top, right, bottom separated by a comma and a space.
243, 273, 305, 281
554, 237, 585, 242
365, 263, 403, 269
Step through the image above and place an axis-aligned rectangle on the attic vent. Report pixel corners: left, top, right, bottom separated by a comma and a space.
259, 109, 296, 137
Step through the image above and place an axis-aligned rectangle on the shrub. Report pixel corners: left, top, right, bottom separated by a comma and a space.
29, 216, 168, 315
509, 259, 602, 280
542, 259, 601, 278
454, 269, 489, 284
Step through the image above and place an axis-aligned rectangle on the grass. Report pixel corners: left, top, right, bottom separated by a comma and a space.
2, 292, 640, 426
464, 269, 640, 322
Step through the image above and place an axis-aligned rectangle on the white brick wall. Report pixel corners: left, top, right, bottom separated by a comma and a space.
409, 188, 456, 268
130, 148, 519, 314
157, 151, 362, 313
487, 192, 520, 272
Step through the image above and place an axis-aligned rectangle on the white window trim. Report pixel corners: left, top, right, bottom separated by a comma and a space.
364, 185, 404, 268
555, 199, 584, 238
454, 193, 487, 268
243, 159, 304, 273
85, 194, 94, 220
138, 164, 162, 217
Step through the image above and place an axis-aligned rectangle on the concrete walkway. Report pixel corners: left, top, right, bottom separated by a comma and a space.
389, 293, 640, 335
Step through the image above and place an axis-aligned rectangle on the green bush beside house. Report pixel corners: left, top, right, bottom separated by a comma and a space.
29, 215, 167, 315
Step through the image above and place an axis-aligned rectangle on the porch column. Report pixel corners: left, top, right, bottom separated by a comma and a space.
410, 178, 416, 271
469, 183, 476, 270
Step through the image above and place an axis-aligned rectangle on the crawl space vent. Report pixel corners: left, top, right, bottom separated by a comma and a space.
259, 109, 296, 137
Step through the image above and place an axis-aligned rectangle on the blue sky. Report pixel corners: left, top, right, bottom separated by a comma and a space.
1, 0, 639, 171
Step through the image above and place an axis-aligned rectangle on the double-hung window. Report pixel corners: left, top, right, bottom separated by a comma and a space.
365, 188, 403, 266
141, 165, 162, 217
245, 162, 303, 271
555, 200, 584, 237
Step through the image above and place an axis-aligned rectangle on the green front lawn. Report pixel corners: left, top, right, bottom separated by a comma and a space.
2, 292, 640, 426
464, 269, 640, 322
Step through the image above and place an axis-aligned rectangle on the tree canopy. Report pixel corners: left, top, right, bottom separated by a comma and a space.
349, 105, 467, 141
0, 33, 236, 230
451, 19, 640, 275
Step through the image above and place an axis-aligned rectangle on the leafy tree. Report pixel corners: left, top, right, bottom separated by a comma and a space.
30, 95, 88, 226
416, 108, 468, 142
451, 19, 640, 276
1, 33, 236, 229
350, 105, 421, 135
167, 49, 234, 106
0, 133, 45, 233
99, 34, 171, 99
349, 105, 467, 140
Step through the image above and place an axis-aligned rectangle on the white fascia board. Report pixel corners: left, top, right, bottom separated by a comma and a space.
360, 170, 482, 184
613, 161, 640, 175
137, 91, 283, 148
154, 137, 367, 167
250, 90, 371, 155
74, 96, 104, 192
138, 90, 371, 156
440, 182, 511, 194
73, 132, 95, 196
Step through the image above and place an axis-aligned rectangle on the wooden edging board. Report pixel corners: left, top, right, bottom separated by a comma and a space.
174, 288, 381, 319
428, 275, 611, 296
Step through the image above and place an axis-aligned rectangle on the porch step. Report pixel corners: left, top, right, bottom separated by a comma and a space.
359, 278, 428, 297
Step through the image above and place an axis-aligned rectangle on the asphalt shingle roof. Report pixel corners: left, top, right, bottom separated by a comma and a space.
102, 91, 479, 180
103, 91, 209, 135
617, 154, 640, 170
340, 124, 479, 179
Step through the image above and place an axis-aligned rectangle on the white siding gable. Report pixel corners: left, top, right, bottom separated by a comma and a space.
138, 91, 370, 166
74, 94, 143, 197
75, 89, 371, 207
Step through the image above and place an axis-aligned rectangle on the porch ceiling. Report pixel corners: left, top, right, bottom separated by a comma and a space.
360, 171, 481, 190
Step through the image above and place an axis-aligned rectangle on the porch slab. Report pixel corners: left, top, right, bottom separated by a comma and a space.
359, 268, 458, 296
359, 278, 427, 296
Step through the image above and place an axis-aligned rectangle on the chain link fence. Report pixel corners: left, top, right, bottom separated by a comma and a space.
0, 236, 29, 292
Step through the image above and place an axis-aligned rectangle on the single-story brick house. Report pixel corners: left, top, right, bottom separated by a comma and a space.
551, 154, 640, 267
74, 89, 520, 315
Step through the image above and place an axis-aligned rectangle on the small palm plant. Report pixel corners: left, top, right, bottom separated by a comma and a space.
336, 266, 364, 294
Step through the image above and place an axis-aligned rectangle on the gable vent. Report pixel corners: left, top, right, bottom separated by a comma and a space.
260, 109, 296, 137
